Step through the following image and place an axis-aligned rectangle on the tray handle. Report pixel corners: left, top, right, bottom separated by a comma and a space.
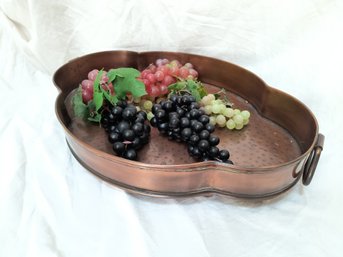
302, 133, 325, 186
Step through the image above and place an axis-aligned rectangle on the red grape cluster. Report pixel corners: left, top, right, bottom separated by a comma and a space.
139, 59, 199, 98
81, 69, 114, 103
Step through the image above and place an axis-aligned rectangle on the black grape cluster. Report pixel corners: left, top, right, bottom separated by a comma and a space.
101, 101, 151, 160
150, 94, 233, 163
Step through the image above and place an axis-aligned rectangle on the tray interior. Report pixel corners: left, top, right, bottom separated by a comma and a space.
64, 84, 301, 168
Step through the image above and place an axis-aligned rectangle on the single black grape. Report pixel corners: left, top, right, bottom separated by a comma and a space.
109, 125, 117, 132
208, 135, 220, 146
205, 123, 215, 133
122, 107, 137, 121
188, 95, 196, 103
131, 137, 142, 150
108, 132, 121, 143
189, 134, 200, 145
199, 130, 210, 140
218, 150, 230, 161
111, 106, 123, 117
188, 145, 194, 155
137, 111, 147, 120
190, 119, 197, 127
189, 109, 200, 119
162, 100, 174, 112
117, 120, 130, 133
107, 113, 115, 122
169, 118, 180, 129
135, 116, 145, 124
180, 117, 190, 128
192, 121, 204, 132
123, 129, 135, 141
152, 104, 162, 114
198, 109, 205, 116
181, 95, 189, 105
132, 123, 144, 136
198, 139, 210, 152
171, 95, 182, 106
176, 95, 183, 105
158, 122, 169, 133
191, 147, 202, 158
124, 149, 137, 160
181, 128, 192, 140
113, 142, 125, 155
176, 107, 185, 117
208, 146, 219, 158
169, 94, 179, 103
150, 117, 158, 127
155, 109, 166, 120
189, 102, 199, 110
198, 115, 210, 125
169, 112, 179, 120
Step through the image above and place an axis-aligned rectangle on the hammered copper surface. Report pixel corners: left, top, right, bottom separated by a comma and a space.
65, 86, 300, 168
53, 51, 322, 198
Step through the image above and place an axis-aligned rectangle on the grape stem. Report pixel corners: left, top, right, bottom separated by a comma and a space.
213, 88, 233, 107
168, 89, 191, 98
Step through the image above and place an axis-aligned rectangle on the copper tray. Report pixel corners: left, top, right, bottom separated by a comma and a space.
53, 51, 324, 198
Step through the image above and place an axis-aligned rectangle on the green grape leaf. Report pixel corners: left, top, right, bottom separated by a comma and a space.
93, 70, 103, 93
185, 79, 204, 101
72, 86, 88, 118
100, 86, 118, 105
93, 91, 103, 111
108, 67, 139, 78
198, 84, 207, 99
87, 100, 96, 112
107, 69, 119, 83
168, 81, 186, 91
109, 68, 146, 99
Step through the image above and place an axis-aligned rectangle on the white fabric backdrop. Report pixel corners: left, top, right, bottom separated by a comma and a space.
1, 0, 342, 256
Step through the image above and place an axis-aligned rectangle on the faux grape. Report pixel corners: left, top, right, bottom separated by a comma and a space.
109, 132, 121, 143
124, 149, 137, 160
218, 150, 230, 161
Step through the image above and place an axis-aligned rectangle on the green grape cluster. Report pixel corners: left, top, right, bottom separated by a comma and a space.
200, 94, 250, 130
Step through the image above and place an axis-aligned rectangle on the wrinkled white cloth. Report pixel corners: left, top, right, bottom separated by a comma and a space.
0, 1, 343, 256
